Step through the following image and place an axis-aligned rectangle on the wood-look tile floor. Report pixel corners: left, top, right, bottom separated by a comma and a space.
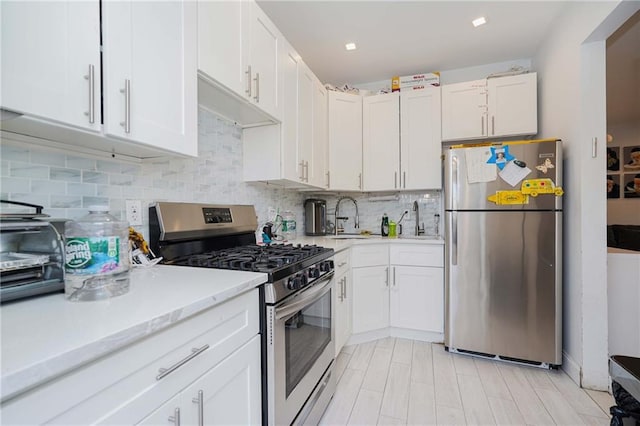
319, 338, 614, 425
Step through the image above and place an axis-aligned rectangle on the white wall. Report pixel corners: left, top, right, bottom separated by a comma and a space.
533, 0, 639, 389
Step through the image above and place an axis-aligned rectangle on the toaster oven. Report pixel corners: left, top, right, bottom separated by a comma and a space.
0, 201, 65, 303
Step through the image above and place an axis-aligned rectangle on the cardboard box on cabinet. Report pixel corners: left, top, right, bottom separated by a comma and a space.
391, 72, 440, 92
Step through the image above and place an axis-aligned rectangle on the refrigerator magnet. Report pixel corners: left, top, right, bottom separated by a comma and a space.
536, 158, 555, 173
487, 146, 515, 170
487, 190, 529, 205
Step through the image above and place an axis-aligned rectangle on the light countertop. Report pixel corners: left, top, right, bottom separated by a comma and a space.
0, 265, 267, 402
279, 235, 444, 252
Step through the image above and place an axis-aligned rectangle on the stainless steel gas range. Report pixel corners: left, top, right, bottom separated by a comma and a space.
149, 202, 336, 425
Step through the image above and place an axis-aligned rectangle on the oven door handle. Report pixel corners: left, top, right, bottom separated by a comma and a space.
275, 272, 334, 320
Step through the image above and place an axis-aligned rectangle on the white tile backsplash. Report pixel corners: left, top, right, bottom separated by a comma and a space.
0, 108, 442, 241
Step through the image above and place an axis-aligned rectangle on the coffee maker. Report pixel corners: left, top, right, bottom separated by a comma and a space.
304, 199, 327, 236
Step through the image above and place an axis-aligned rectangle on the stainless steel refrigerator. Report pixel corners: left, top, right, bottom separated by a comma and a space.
444, 138, 562, 367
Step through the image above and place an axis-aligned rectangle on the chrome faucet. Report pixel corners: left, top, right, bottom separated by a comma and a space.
413, 200, 425, 236
334, 196, 359, 235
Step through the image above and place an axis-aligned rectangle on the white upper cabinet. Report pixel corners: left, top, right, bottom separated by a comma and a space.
441, 73, 537, 141
297, 61, 314, 183
102, 1, 197, 157
197, 0, 244, 95
486, 72, 537, 138
441, 79, 487, 141
400, 87, 442, 190
1, 0, 197, 158
243, 1, 280, 120
362, 93, 400, 191
0, 1, 102, 132
310, 79, 328, 189
328, 92, 363, 191
361, 89, 441, 192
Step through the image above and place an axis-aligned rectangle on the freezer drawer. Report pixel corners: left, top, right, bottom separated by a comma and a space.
445, 210, 562, 365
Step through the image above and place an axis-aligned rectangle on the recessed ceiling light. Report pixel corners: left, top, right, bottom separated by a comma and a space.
345, 42, 357, 51
472, 16, 487, 27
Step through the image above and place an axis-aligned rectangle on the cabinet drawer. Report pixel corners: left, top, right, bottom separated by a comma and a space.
335, 249, 350, 276
1, 289, 260, 425
351, 244, 389, 268
390, 244, 443, 267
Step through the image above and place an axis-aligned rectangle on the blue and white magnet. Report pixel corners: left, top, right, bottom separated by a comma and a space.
486, 146, 515, 170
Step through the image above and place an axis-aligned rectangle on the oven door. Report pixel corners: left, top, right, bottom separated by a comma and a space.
267, 272, 335, 425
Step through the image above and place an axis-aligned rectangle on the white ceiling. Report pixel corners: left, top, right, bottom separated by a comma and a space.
257, 1, 569, 85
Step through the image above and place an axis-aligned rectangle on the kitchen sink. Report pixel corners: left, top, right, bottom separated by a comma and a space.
325, 234, 372, 240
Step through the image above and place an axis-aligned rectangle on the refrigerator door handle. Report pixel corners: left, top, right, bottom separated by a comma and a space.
451, 211, 458, 266
452, 155, 459, 211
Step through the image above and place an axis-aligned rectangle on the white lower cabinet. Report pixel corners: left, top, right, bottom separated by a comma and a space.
350, 243, 444, 341
390, 266, 443, 333
352, 265, 389, 334
334, 250, 352, 356
138, 336, 261, 426
0, 290, 261, 425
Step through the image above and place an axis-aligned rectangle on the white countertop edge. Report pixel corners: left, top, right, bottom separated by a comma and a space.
1, 267, 267, 402
280, 235, 444, 252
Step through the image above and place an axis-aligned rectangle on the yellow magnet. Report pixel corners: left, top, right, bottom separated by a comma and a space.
488, 190, 530, 205
521, 178, 563, 197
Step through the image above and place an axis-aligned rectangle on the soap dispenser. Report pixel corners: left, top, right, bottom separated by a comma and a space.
381, 213, 389, 237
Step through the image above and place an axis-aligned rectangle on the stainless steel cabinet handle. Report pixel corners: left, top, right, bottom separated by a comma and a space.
394, 171, 398, 189
481, 115, 484, 136
452, 156, 459, 211
326, 171, 330, 188
84, 64, 95, 124
403, 171, 406, 189
253, 72, 260, 102
156, 344, 210, 380
393, 267, 396, 287
245, 66, 252, 97
491, 116, 495, 135
358, 173, 362, 189
299, 161, 305, 181
119, 79, 131, 133
338, 277, 344, 302
342, 277, 347, 299
305, 161, 309, 182
168, 408, 180, 426
192, 390, 204, 426
337, 261, 347, 267
385, 267, 389, 287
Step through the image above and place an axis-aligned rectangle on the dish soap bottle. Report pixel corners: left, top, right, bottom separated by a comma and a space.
64, 206, 131, 301
381, 213, 389, 237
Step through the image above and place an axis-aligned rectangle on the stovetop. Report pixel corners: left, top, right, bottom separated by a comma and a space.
169, 244, 334, 283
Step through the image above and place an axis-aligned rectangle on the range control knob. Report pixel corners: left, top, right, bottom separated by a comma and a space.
286, 277, 299, 290
322, 260, 334, 272
299, 273, 309, 287
309, 267, 320, 278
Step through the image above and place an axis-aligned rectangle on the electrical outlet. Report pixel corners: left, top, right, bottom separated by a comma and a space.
125, 200, 143, 226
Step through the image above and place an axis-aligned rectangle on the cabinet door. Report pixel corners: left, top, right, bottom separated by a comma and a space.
352, 266, 389, 333
298, 61, 314, 183
311, 79, 329, 189
363, 93, 400, 191
197, 0, 244, 96
0, 1, 101, 132
280, 41, 301, 182
103, 1, 197, 156
487, 73, 537, 138
182, 336, 262, 426
400, 88, 442, 190
390, 266, 444, 333
441, 79, 487, 141
328, 91, 363, 191
334, 272, 352, 356
244, 1, 279, 119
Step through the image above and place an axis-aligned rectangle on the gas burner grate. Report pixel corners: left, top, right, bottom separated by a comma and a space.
175, 244, 331, 274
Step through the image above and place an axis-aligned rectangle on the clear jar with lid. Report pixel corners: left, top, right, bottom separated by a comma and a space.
64, 206, 130, 301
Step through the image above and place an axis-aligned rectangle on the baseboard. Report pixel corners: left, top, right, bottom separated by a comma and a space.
562, 350, 581, 386
347, 328, 444, 347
